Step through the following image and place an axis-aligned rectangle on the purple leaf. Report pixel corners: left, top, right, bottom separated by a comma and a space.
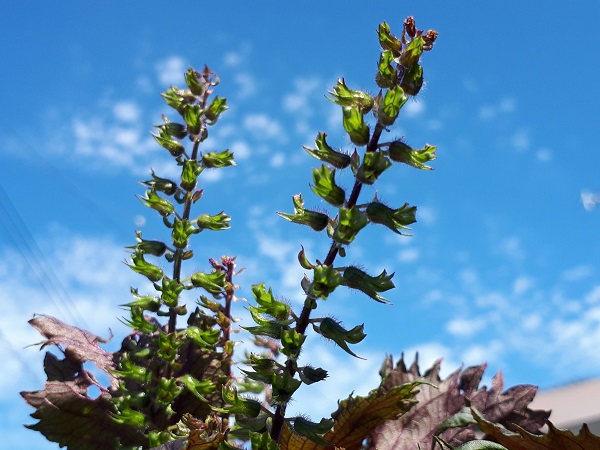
28, 314, 118, 388
370, 354, 550, 450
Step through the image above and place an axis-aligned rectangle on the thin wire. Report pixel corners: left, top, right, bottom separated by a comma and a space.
0, 181, 88, 328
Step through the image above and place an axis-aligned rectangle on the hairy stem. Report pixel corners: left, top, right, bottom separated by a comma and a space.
270, 123, 386, 442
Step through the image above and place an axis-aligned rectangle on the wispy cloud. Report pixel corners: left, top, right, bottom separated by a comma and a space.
155, 56, 187, 85
478, 97, 517, 120
243, 113, 286, 141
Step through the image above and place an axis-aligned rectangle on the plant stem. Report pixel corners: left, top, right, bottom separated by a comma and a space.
270, 122, 386, 442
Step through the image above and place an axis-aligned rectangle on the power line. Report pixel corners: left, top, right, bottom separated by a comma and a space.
0, 181, 89, 328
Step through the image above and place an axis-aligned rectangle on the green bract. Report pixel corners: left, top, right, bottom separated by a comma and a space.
277, 194, 330, 231
304, 132, 352, 169
310, 165, 346, 207
388, 140, 437, 170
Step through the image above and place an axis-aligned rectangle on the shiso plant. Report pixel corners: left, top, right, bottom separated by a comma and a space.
21, 17, 600, 450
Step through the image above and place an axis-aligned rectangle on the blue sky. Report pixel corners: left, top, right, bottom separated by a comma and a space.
2, 2, 600, 448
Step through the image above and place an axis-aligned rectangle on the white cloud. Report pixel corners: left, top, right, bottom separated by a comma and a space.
402, 99, 425, 118
446, 316, 486, 338
581, 190, 600, 211
416, 205, 437, 226
155, 56, 186, 85
113, 101, 140, 122
478, 97, 516, 120
231, 139, 251, 160
586, 285, 600, 304
510, 129, 530, 151
495, 236, 525, 261
461, 340, 504, 366
282, 77, 322, 115
513, 276, 534, 295
234, 73, 257, 99
561, 265, 593, 281
243, 113, 285, 141
269, 153, 285, 167
398, 248, 419, 263
536, 148, 552, 162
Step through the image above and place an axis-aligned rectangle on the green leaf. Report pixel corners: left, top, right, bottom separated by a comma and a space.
342, 266, 395, 304
218, 384, 262, 418
155, 115, 188, 140
332, 206, 369, 245
185, 67, 205, 96
181, 159, 203, 191
127, 231, 168, 256
159, 276, 183, 307
251, 283, 291, 321
388, 141, 437, 170
292, 417, 334, 447
435, 406, 478, 436
280, 328, 305, 358
297, 246, 315, 269
377, 22, 402, 57
202, 149, 236, 168
160, 86, 189, 114
172, 218, 199, 248
312, 318, 366, 358
377, 86, 408, 126
310, 165, 346, 207
400, 35, 424, 67
401, 63, 424, 96
243, 321, 286, 339
151, 126, 185, 157
179, 374, 214, 402
307, 264, 344, 299
195, 211, 231, 231
453, 440, 508, 450
327, 78, 373, 113
277, 194, 330, 231
190, 270, 226, 295
366, 201, 417, 235
141, 169, 179, 196
138, 188, 175, 216
121, 287, 160, 312
204, 96, 228, 124
125, 249, 164, 282
376, 50, 398, 88
271, 371, 302, 404
298, 366, 328, 385
303, 132, 351, 169
342, 106, 370, 146
186, 326, 221, 347
184, 104, 203, 135
250, 431, 279, 450
355, 150, 392, 185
